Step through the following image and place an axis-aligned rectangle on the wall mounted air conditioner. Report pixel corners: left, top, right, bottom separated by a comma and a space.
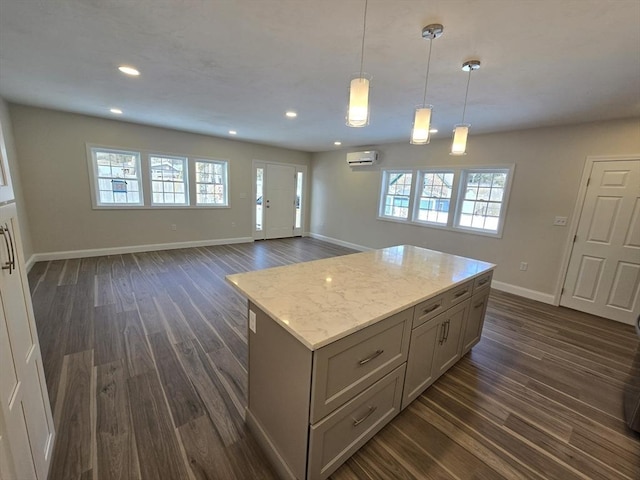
346, 150, 378, 167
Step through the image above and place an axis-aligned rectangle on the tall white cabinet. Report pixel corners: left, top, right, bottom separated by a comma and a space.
0, 120, 54, 479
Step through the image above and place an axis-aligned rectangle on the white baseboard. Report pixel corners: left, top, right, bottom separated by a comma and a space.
29, 236, 254, 264
25, 254, 36, 273
491, 280, 556, 305
307, 232, 371, 252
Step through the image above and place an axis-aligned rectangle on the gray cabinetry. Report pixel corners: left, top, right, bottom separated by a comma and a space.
244, 270, 492, 480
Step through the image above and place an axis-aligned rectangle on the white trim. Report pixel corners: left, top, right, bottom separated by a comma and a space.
25, 254, 36, 273
29, 237, 254, 263
491, 280, 556, 305
307, 232, 371, 252
554, 153, 640, 304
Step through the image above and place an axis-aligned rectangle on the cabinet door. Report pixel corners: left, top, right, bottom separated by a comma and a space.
461, 290, 490, 355
434, 299, 469, 379
0, 204, 54, 480
0, 121, 14, 204
402, 315, 441, 409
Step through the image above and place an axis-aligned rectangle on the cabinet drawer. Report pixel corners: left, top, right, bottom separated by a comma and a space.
310, 309, 411, 423
308, 364, 405, 480
412, 294, 445, 329
444, 280, 473, 307
473, 271, 493, 293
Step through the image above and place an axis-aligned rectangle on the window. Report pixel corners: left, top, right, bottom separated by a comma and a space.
380, 170, 413, 220
457, 170, 508, 233
378, 165, 513, 237
150, 155, 188, 205
90, 147, 143, 206
195, 160, 228, 206
414, 171, 454, 225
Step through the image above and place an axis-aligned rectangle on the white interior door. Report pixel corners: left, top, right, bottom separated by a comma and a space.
561, 158, 640, 324
264, 164, 296, 240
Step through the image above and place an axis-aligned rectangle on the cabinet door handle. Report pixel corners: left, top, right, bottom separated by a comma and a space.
0, 224, 14, 274
353, 405, 377, 426
454, 289, 469, 298
358, 349, 384, 366
444, 319, 450, 342
474, 301, 485, 309
423, 303, 441, 315
438, 322, 446, 345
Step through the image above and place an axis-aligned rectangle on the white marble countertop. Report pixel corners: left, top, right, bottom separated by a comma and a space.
226, 245, 495, 350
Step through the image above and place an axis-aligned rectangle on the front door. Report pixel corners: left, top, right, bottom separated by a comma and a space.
560, 158, 640, 324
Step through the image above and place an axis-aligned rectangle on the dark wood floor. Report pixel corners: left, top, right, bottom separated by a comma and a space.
28, 238, 639, 480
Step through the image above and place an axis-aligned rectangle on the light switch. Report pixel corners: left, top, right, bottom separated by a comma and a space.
249, 310, 256, 333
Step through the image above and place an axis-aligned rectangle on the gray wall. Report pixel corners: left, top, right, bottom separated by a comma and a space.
0, 98, 33, 259
9, 105, 311, 254
309, 118, 640, 296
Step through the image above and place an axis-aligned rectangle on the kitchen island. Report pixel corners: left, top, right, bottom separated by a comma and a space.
227, 245, 494, 480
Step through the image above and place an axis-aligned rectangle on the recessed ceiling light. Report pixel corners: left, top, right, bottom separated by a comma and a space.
229, 130, 237, 135
334, 141, 342, 146
285, 111, 297, 118
429, 128, 438, 133
110, 108, 123, 114
118, 65, 140, 76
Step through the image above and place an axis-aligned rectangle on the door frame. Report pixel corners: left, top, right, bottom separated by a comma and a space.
554, 154, 640, 305
252, 160, 308, 241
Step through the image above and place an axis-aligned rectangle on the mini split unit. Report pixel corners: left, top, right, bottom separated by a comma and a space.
346, 150, 378, 167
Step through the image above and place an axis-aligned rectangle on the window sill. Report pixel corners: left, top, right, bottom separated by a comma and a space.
376, 215, 503, 239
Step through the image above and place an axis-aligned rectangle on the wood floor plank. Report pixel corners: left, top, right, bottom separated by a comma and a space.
148, 331, 205, 427
48, 350, 93, 480
96, 360, 140, 480
126, 372, 190, 480
174, 339, 242, 446
122, 310, 154, 377
178, 414, 236, 480
94, 305, 125, 366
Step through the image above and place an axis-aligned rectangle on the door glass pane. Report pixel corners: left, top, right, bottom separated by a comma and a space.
295, 172, 303, 229
256, 167, 263, 231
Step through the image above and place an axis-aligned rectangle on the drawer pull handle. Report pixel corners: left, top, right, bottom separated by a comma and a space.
353, 406, 377, 426
423, 303, 441, 315
474, 301, 485, 309
358, 349, 384, 366
454, 289, 469, 298
478, 278, 489, 286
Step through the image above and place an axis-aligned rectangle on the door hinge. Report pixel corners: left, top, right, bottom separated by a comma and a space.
586, 177, 591, 187
561, 287, 565, 295
573, 234, 577, 243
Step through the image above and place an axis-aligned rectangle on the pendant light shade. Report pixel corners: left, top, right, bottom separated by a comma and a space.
451, 123, 470, 155
347, 0, 370, 127
410, 105, 433, 144
410, 24, 443, 145
347, 75, 371, 127
450, 60, 480, 156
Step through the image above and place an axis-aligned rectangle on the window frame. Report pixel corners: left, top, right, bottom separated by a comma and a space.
149, 153, 189, 207
193, 158, 229, 207
377, 164, 515, 238
378, 169, 415, 222
88, 146, 144, 208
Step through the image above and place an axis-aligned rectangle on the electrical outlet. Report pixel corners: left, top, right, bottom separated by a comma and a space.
171, 224, 177, 231
520, 262, 528, 271
553, 216, 568, 226
249, 310, 256, 333
231, 221, 236, 227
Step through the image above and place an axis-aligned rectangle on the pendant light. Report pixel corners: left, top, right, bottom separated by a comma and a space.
410, 24, 443, 145
347, 0, 370, 127
451, 60, 480, 155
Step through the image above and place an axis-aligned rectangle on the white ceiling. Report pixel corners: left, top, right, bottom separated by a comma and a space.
1, 0, 639, 152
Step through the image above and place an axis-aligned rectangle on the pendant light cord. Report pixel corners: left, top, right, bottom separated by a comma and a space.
421, 38, 433, 106
359, 0, 368, 76
461, 68, 472, 123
